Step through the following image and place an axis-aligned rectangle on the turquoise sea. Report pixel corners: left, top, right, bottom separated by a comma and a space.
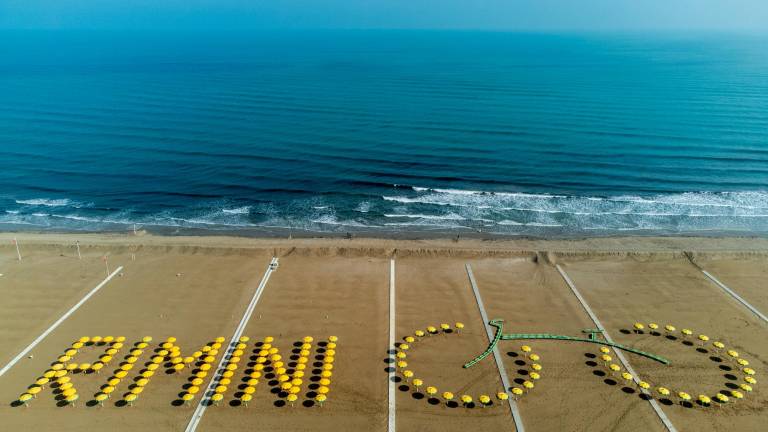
1, 30, 767, 237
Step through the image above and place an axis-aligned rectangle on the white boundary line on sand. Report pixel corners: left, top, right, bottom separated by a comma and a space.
700, 270, 768, 324
465, 264, 525, 432
184, 257, 278, 432
0, 265, 124, 378
555, 264, 678, 432
387, 259, 397, 432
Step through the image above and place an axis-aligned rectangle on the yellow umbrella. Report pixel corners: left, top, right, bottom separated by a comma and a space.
426, 386, 437, 397
103, 385, 115, 395
28, 387, 42, 398
731, 390, 744, 400
461, 395, 473, 406
215, 337, 226, 344
442, 392, 454, 404
415, 330, 425, 337
404, 336, 415, 343
638, 381, 650, 390
633, 323, 644, 332
426, 326, 437, 335
35, 377, 49, 388
328, 336, 338, 343
521, 345, 531, 356
92, 363, 104, 373
303, 336, 314, 343
713, 341, 725, 350
397, 361, 408, 369
698, 335, 709, 344
141, 370, 154, 378
740, 384, 753, 393
18, 393, 33, 407
60, 382, 74, 391
497, 392, 509, 402
664, 325, 675, 332
744, 376, 756, 385
241, 393, 253, 406
141, 336, 152, 343
621, 372, 633, 382
281, 382, 292, 391
678, 392, 691, 404
115, 371, 128, 379
95, 393, 109, 406
455, 322, 465, 332
531, 363, 542, 371
743, 368, 755, 376
479, 395, 491, 407
648, 323, 659, 330
529, 354, 541, 362
440, 324, 450, 333
681, 329, 692, 337
316, 393, 327, 407
188, 386, 200, 395
287, 393, 298, 406
65, 393, 79, 406
609, 364, 621, 373
698, 395, 711, 406
599, 347, 610, 354
657, 387, 670, 397
318, 386, 330, 395
43, 370, 56, 378
211, 393, 224, 406
196, 371, 208, 379
412, 378, 423, 392
727, 350, 739, 359
402, 370, 414, 381
147, 363, 159, 371
181, 393, 194, 406
523, 381, 534, 391
62, 388, 77, 398
715, 393, 729, 405
529, 372, 541, 380
601, 354, 612, 365
396, 352, 407, 360
130, 387, 144, 395
239, 336, 250, 343
511, 387, 523, 399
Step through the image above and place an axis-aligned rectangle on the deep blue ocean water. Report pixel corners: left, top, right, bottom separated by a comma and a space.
1, 30, 767, 237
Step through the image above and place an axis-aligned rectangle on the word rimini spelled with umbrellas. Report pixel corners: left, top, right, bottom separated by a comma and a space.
15, 335, 339, 408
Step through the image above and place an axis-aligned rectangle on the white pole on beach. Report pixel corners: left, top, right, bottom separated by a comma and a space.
12, 238, 21, 261
76, 241, 81, 260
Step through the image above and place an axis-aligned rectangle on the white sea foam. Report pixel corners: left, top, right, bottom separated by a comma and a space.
222, 206, 251, 215
16, 198, 72, 207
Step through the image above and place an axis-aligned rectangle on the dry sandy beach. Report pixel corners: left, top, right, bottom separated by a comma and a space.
0, 233, 766, 432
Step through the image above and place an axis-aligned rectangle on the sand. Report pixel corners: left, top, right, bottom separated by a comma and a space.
0, 233, 765, 432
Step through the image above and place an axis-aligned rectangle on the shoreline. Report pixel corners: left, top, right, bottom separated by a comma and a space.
3, 231, 768, 255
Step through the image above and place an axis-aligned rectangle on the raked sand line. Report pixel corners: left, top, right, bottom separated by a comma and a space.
466, 263, 525, 432
388, 259, 396, 432
184, 257, 278, 432
699, 270, 768, 324
0, 265, 124, 378
555, 264, 678, 432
